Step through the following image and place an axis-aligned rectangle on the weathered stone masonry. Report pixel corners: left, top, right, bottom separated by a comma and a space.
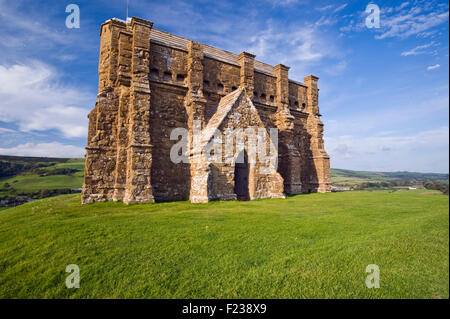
82, 17, 331, 204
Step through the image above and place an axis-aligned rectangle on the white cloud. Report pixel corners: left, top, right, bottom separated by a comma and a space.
314, 15, 337, 27
376, 6, 449, 39
0, 61, 94, 138
323, 84, 449, 173
339, 10, 367, 33
333, 144, 352, 159
325, 60, 347, 75
56, 55, 78, 62
0, 127, 15, 133
396, 2, 410, 11
315, 3, 347, 12
339, 2, 449, 39
0, 142, 85, 158
401, 42, 435, 56
0, 1, 69, 46
417, 30, 439, 38
269, 0, 300, 6
324, 90, 449, 137
0, 0, 97, 66
316, 5, 333, 11
334, 4, 348, 13
384, 2, 411, 13
132, 0, 344, 80
427, 64, 441, 70
327, 127, 449, 173
291, 30, 325, 61
247, 19, 343, 74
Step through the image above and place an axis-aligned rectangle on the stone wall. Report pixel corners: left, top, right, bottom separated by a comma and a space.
82, 16, 331, 204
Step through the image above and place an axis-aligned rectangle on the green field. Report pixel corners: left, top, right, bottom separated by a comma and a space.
0, 189, 448, 298
1, 171, 83, 192
0, 158, 84, 199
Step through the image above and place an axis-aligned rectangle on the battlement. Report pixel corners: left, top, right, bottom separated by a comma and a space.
98, 17, 312, 109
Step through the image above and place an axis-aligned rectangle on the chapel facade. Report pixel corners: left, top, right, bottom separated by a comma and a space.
82, 17, 331, 204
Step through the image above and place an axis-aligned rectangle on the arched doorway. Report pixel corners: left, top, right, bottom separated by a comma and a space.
234, 151, 250, 201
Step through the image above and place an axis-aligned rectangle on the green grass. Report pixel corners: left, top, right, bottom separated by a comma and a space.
0, 189, 448, 299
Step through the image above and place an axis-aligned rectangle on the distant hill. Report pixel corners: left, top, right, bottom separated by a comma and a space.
0, 155, 71, 163
0, 155, 448, 206
331, 168, 449, 186
0, 156, 84, 206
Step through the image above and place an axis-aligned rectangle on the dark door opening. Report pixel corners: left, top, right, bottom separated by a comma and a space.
234, 151, 250, 201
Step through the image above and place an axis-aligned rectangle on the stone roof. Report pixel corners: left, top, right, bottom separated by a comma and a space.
102, 18, 305, 85
149, 28, 303, 84
191, 87, 277, 157
192, 88, 244, 156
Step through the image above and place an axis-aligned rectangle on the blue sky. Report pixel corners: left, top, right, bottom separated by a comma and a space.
0, 0, 448, 173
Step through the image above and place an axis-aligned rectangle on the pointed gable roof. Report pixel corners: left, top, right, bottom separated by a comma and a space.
200, 88, 243, 145
192, 87, 273, 156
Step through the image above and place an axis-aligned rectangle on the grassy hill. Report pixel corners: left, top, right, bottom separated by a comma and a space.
331, 168, 449, 186
0, 189, 448, 298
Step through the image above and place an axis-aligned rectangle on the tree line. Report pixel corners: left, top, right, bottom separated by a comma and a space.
423, 180, 449, 195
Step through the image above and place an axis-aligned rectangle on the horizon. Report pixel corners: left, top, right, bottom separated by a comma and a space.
0, 0, 448, 173
0, 153, 448, 175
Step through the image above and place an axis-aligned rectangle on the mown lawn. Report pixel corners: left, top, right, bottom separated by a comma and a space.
0, 190, 448, 299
